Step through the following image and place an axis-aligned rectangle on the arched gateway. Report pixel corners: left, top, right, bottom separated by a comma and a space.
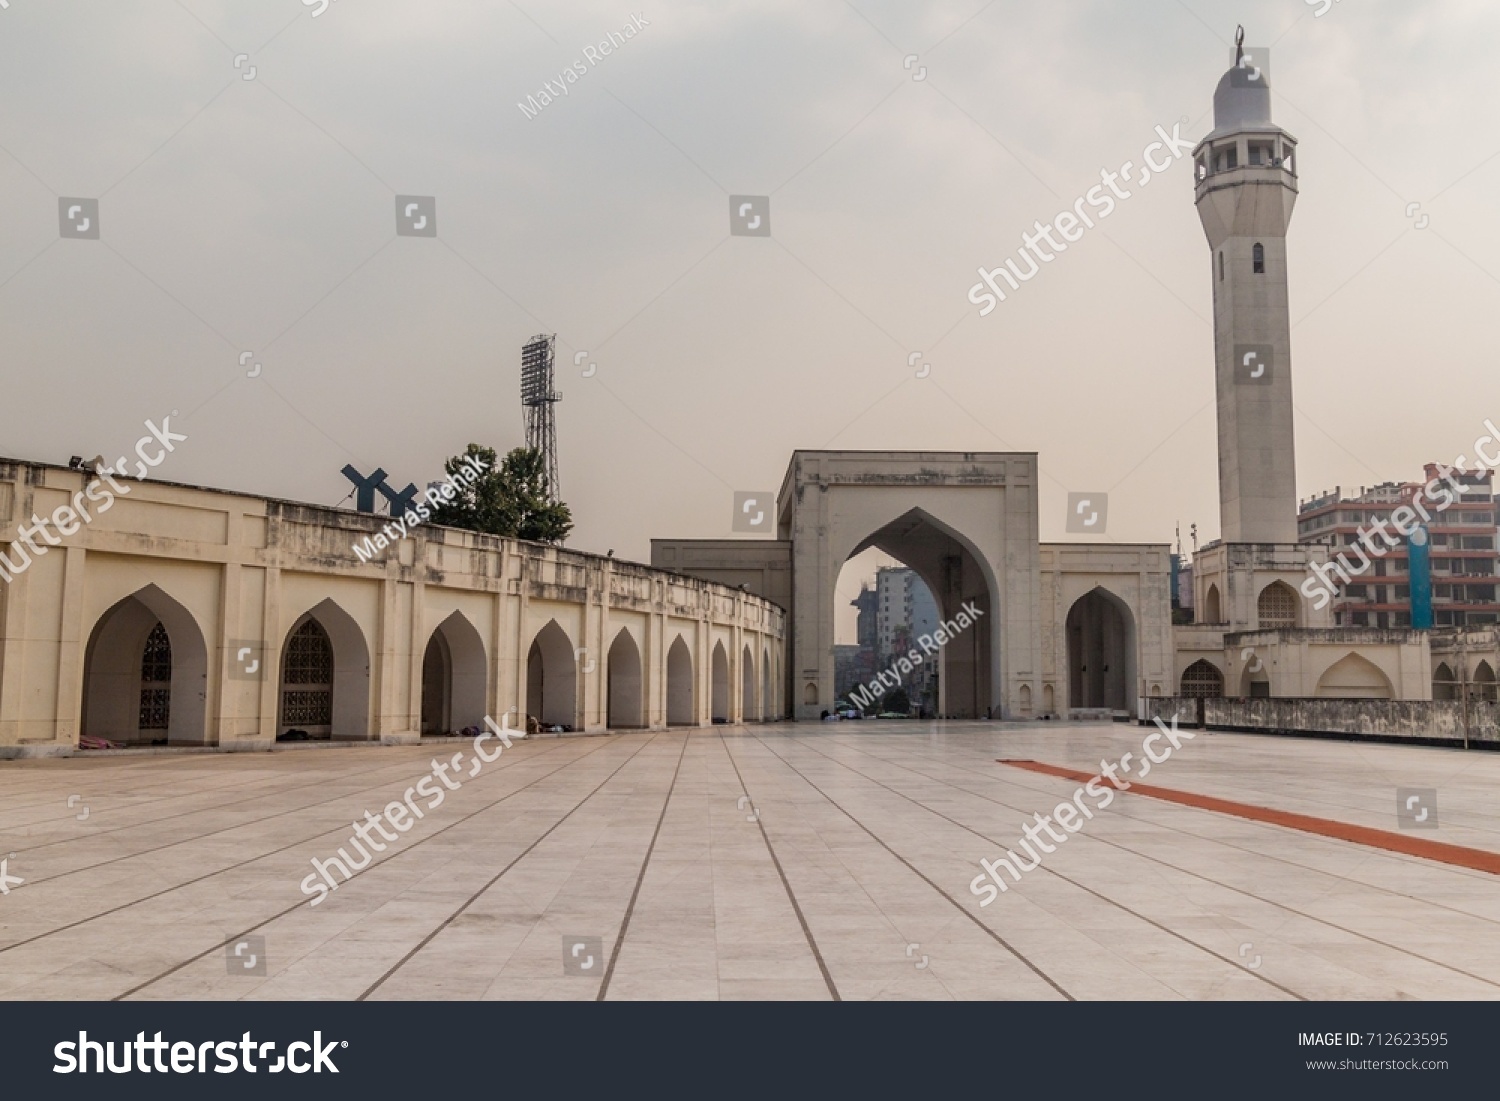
652, 450, 1175, 722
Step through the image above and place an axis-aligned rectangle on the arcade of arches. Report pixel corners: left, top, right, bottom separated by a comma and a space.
0, 459, 783, 754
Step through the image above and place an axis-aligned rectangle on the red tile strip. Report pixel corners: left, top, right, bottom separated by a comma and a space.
998, 759, 1500, 877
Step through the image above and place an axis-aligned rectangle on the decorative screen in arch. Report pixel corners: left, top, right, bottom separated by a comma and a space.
282, 619, 334, 727
138, 621, 172, 730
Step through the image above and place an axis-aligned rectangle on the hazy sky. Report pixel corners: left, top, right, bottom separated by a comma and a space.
3, 0, 1497, 592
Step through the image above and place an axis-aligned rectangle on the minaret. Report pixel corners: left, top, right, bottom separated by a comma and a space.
1193, 30, 1299, 544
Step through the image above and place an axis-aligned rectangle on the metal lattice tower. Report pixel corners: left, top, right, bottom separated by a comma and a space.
520, 333, 561, 500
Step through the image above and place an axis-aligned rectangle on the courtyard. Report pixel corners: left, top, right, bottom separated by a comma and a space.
1, 721, 1498, 1001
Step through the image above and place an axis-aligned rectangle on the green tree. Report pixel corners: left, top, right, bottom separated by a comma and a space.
429, 444, 573, 544
884, 687, 911, 715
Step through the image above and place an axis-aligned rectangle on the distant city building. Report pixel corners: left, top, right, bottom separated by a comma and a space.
872, 566, 939, 712
833, 643, 865, 701
1297, 464, 1499, 628
874, 567, 939, 661
851, 583, 879, 652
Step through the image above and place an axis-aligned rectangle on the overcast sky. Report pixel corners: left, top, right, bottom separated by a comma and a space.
3, 0, 1497, 599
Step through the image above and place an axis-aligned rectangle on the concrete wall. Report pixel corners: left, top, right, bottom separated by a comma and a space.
1143, 694, 1500, 748
1226, 627, 1430, 700
0, 459, 785, 756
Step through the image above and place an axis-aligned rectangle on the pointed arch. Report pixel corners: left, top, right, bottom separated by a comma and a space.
1475, 660, 1496, 702
607, 627, 644, 728
1180, 659, 1224, 698
1066, 587, 1137, 712
1203, 584, 1222, 625
1316, 653, 1393, 699
1433, 661, 1457, 701
527, 619, 578, 729
281, 598, 371, 740
1257, 580, 1299, 628
835, 506, 1001, 721
666, 635, 694, 725
81, 584, 209, 745
421, 611, 487, 734
711, 641, 730, 722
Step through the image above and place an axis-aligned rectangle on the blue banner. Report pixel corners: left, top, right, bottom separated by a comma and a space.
1410, 525, 1433, 629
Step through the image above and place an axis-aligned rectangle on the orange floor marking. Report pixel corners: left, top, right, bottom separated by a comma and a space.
999, 759, 1500, 877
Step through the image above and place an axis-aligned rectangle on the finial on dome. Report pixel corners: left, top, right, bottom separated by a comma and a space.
1235, 24, 1245, 67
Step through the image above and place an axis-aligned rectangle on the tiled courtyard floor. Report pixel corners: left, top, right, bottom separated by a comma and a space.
2, 721, 1499, 1000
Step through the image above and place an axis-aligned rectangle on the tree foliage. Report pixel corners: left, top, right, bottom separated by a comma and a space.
429, 444, 573, 544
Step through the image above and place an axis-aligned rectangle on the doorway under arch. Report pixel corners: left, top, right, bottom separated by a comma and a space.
711, 642, 730, 722
527, 620, 578, 729
831, 508, 997, 719
1066, 587, 1136, 712
420, 611, 487, 734
280, 599, 371, 740
607, 627, 645, 728
81, 584, 209, 746
667, 636, 695, 725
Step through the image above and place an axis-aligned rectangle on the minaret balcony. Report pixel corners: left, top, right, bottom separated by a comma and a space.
1191, 129, 1299, 200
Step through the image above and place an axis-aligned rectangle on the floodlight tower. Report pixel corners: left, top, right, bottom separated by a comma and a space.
520, 333, 561, 501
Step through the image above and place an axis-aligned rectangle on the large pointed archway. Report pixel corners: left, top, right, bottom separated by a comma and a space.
81, 584, 209, 746
827, 508, 997, 719
420, 611, 487, 734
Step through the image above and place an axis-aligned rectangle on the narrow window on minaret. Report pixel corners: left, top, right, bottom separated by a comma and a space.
1253, 243, 1265, 274
1218, 252, 1224, 281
